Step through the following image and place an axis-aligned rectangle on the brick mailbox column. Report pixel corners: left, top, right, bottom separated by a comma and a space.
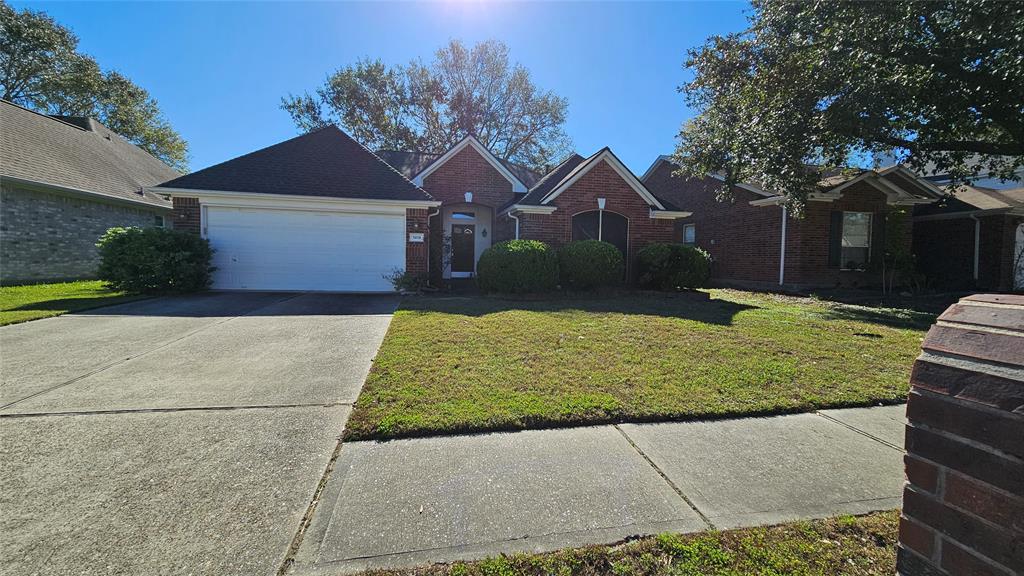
897, 294, 1023, 576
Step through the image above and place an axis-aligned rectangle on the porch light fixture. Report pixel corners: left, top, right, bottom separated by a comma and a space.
597, 198, 606, 210
464, 191, 473, 203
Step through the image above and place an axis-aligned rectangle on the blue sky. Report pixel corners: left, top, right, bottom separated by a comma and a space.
17, 1, 751, 175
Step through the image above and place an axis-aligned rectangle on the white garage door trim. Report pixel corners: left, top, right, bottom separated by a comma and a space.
204, 205, 405, 292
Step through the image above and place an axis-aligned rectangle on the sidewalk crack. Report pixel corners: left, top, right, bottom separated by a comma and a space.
613, 424, 715, 530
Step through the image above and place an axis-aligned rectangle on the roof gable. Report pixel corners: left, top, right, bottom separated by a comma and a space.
538, 148, 665, 210
157, 126, 433, 203
411, 136, 528, 192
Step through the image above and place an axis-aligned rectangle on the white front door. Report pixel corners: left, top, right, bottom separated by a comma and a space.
204, 206, 404, 292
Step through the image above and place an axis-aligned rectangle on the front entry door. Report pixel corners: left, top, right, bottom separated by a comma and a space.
451, 224, 476, 274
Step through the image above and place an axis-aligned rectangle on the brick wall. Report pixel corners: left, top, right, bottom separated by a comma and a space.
1, 183, 167, 284
520, 159, 675, 277
171, 196, 200, 234
897, 294, 1024, 576
422, 145, 517, 209
405, 208, 429, 276
643, 162, 782, 287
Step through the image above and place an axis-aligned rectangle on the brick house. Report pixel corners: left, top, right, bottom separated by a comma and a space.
160, 131, 692, 292
382, 139, 690, 284
0, 100, 177, 285
913, 185, 1023, 292
642, 156, 945, 291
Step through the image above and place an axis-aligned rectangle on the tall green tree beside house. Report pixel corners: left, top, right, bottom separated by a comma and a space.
0, 2, 189, 171
282, 39, 571, 171
675, 0, 1024, 214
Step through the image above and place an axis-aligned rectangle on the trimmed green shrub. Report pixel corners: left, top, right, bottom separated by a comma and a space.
96, 227, 215, 294
637, 243, 711, 291
558, 240, 624, 290
476, 239, 558, 293
384, 268, 427, 293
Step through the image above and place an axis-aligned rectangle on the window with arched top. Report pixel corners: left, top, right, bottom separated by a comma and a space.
571, 210, 628, 259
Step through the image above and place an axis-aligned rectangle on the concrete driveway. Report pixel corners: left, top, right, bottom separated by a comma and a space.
0, 292, 397, 576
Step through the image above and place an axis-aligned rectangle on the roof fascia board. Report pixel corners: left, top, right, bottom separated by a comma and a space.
411, 136, 527, 192
913, 207, 1019, 221
640, 155, 675, 182
502, 204, 557, 215
707, 173, 773, 197
152, 187, 441, 209
540, 150, 665, 210
3, 175, 171, 211
881, 165, 947, 198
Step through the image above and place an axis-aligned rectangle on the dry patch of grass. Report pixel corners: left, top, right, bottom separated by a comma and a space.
346, 289, 930, 440
361, 511, 899, 576
0, 280, 146, 326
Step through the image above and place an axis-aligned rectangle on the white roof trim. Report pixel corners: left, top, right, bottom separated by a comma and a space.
879, 164, 947, 198
650, 209, 692, 219
707, 173, 774, 197
640, 155, 675, 182
411, 136, 527, 193
502, 204, 557, 215
153, 187, 441, 209
539, 150, 665, 210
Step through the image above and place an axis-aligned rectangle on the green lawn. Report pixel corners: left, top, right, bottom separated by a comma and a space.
347, 289, 933, 440
361, 511, 898, 576
0, 280, 146, 326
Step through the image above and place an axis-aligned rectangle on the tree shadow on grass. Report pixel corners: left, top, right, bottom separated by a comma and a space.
4, 295, 145, 314
404, 292, 759, 326
818, 304, 937, 331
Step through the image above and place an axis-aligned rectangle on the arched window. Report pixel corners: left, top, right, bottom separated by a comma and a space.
571, 210, 628, 258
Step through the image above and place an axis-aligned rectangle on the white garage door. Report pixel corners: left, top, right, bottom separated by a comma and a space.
205, 206, 405, 292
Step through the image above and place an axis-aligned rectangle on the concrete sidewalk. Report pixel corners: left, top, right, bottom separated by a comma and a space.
292, 404, 907, 575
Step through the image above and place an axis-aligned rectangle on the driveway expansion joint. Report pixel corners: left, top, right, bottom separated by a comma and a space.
613, 424, 715, 530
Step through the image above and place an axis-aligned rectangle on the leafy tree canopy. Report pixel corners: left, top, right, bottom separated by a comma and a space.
675, 0, 1023, 214
282, 39, 571, 171
0, 2, 188, 171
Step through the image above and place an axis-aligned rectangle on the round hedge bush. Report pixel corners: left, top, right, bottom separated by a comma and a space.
636, 243, 711, 291
96, 226, 215, 294
558, 240, 624, 290
476, 239, 558, 293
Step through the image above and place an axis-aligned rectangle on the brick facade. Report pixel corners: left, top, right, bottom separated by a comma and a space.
915, 214, 1023, 292
644, 161, 916, 290
897, 294, 1023, 576
1, 183, 168, 285
405, 208, 429, 277
517, 159, 675, 277
171, 196, 200, 234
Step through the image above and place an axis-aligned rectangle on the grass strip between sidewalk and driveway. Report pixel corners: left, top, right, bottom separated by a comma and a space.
359, 510, 899, 576
347, 289, 933, 440
0, 280, 147, 326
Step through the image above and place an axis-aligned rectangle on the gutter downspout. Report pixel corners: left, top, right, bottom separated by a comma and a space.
508, 212, 520, 240
426, 207, 441, 280
779, 205, 787, 286
969, 214, 980, 282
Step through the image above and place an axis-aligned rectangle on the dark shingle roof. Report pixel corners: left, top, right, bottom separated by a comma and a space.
0, 100, 177, 208
377, 149, 544, 188
159, 126, 433, 202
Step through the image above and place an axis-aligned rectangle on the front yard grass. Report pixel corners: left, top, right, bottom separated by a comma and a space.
0, 280, 146, 326
361, 510, 898, 576
347, 289, 933, 440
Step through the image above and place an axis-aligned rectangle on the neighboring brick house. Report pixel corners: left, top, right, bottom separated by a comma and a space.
384, 139, 690, 284
642, 156, 944, 291
913, 185, 1023, 292
0, 100, 177, 285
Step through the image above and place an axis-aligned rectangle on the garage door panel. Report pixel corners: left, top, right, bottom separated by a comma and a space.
205, 206, 404, 292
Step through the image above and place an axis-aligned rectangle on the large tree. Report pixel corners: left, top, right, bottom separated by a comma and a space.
0, 2, 188, 171
675, 0, 1024, 214
282, 40, 571, 170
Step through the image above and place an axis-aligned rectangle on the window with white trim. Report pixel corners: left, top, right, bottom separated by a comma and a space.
154, 215, 165, 228
682, 223, 695, 245
840, 212, 871, 270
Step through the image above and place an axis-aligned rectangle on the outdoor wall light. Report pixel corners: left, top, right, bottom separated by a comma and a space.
482, 228, 487, 238
464, 191, 473, 203
597, 197, 606, 210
